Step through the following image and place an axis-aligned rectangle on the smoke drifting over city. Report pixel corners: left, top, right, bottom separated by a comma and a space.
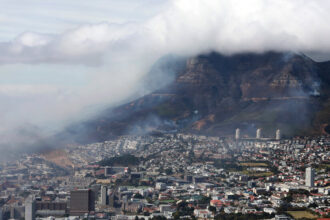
0, 0, 330, 159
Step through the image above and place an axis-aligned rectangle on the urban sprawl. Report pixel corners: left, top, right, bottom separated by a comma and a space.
0, 131, 329, 220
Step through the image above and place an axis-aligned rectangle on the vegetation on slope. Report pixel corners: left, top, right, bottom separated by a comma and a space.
98, 154, 140, 166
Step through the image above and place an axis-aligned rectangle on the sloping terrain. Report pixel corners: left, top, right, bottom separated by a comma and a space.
63, 52, 330, 143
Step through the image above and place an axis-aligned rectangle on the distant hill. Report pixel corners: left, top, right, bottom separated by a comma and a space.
62, 51, 330, 143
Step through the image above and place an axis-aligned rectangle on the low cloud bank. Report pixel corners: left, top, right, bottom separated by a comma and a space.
1, 0, 330, 159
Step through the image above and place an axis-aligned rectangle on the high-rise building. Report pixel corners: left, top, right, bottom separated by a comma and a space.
25, 195, 36, 220
256, 128, 262, 139
100, 186, 107, 206
305, 167, 315, 187
235, 128, 240, 140
70, 189, 95, 216
276, 129, 281, 140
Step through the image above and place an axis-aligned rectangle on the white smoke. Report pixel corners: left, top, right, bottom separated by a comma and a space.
0, 0, 330, 158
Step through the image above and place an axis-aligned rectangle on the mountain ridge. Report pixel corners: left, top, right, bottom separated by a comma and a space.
63, 51, 330, 143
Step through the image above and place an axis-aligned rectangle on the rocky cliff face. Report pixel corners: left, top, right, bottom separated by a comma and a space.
63, 52, 330, 143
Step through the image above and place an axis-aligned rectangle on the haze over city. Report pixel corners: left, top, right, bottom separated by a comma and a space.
0, 1, 329, 220
0, 0, 330, 155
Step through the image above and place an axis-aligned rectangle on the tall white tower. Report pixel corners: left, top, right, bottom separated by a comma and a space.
305, 167, 315, 187
256, 128, 262, 139
100, 185, 107, 206
276, 129, 281, 140
25, 195, 35, 220
235, 128, 240, 140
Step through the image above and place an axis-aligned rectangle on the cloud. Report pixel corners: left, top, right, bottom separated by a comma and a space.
0, 0, 330, 159
0, 0, 167, 41
0, 0, 330, 65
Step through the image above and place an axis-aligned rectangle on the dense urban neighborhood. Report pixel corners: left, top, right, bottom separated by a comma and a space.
0, 133, 329, 220
2, 0, 330, 220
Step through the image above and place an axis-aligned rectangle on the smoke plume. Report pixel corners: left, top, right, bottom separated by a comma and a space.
0, 0, 330, 159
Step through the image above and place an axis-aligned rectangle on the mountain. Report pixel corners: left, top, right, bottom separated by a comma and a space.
64, 51, 330, 143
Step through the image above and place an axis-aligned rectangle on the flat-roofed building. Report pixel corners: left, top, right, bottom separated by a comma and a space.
70, 189, 95, 216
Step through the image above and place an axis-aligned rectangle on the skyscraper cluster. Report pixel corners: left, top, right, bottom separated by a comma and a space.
234, 128, 281, 140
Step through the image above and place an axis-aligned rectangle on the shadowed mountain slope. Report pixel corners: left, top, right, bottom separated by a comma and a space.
63, 52, 330, 143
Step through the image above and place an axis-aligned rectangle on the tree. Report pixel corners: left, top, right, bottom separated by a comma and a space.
208, 205, 217, 214
282, 195, 293, 203
151, 216, 166, 220
214, 213, 274, 220
165, 168, 173, 175
98, 154, 140, 166
175, 201, 195, 218
133, 193, 144, 199
308, 203, 318, 208
199, 196, 212, 204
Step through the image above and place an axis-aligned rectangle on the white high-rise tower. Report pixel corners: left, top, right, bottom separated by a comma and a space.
276, 129, 281, 140
235, 128, 240, 140
305, 167, 315, 187
25, 195, 35, 220
256, 128, 262, 139
100, 185, 107, 206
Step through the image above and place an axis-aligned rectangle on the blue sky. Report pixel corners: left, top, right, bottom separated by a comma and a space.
0, 0, 166, 40
1, 0, 329, 87
0, 0, 330, 153
0, 0, 170, 147
0, 0, 167, 86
